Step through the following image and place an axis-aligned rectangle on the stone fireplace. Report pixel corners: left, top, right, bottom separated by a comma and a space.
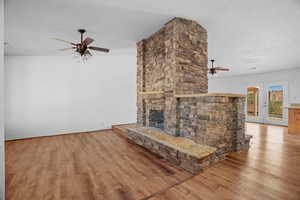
114, 17, 252, 174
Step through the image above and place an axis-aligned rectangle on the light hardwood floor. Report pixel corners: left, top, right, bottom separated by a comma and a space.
5, 123, 300, 200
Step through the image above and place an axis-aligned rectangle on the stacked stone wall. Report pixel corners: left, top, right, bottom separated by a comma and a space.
143, 29, 166, 92
177, 96, 249, 155
173, 18, 208, 95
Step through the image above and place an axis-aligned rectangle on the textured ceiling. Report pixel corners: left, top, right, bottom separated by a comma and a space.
4, 0, 300, 76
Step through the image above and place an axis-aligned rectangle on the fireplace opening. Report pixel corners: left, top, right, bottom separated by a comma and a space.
149, 110, 164, 130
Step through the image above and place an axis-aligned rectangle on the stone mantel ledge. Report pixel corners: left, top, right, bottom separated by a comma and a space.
138, 91, 165, 100
286, 104, 300, 109
287, 106, 300, 109
139, 91, 164, 95
174, 93, 245, 98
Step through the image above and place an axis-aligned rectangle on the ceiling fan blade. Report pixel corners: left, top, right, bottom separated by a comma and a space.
53, 38, 76, 46
214, 67, 230, 71
58, 47, 75, 51
88, 46, 110, 53
215, 68, 230, 71
83, 37, 94, 46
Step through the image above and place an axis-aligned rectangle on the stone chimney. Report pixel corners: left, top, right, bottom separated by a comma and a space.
137, 17, 208, 135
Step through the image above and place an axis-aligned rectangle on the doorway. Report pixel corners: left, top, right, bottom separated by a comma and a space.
246, 82, 288, 126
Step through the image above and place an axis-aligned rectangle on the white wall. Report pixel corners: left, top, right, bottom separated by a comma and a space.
0, 0, 5, 198
5, 53, 300, 141
5, 55, 137, 140
209, 68, 300, 103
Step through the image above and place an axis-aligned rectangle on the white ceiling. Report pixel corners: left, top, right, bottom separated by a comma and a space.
4, 0, 300, 76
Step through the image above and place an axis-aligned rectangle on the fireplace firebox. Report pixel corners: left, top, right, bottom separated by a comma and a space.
149, 110, 164, 130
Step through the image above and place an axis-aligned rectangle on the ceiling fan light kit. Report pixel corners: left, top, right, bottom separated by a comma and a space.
54, 29, 110, 62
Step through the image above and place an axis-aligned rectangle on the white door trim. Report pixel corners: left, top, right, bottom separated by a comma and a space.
246, 82, 264, 123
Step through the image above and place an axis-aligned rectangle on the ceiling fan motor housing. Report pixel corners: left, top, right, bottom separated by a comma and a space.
78, 29, 86, 34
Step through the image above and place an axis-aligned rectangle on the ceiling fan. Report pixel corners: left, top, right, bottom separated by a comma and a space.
208, 59, 230, 75
54, 29, 109, 57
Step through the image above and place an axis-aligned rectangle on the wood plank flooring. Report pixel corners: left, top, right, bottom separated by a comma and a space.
5, 123, 300, 200
149, 123, 300, 200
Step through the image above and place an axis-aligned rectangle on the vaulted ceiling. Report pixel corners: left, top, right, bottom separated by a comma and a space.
5, 0, 300, 76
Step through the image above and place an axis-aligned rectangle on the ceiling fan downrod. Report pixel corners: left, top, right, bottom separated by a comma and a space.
78, 29, 86, 43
